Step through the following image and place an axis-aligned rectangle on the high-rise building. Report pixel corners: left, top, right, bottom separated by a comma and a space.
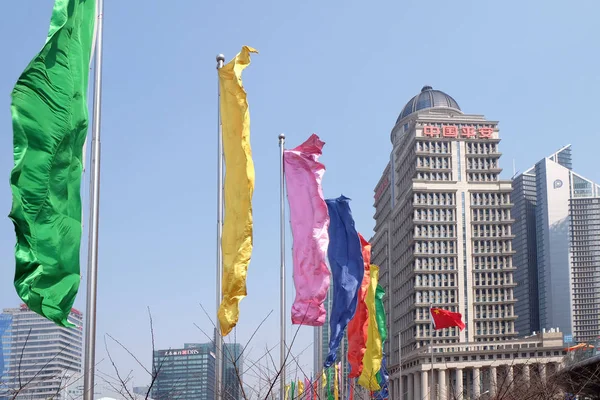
370, 86, 565, 400
0, 313, 11, 400
152, 341, 244, 400
512, 168, 539, 336
221, 343, 243, 400
152, 343, 215, 400
313, 285, 349, 381
513, 145, 600, 342
0, 304, 83, 400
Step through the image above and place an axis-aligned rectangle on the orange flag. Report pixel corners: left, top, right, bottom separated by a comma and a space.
347, 233, 371, 378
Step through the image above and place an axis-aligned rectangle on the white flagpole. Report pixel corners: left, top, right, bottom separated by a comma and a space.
83, 0, 104, 398
278, 133, 286, 400
215, 53, 225, 400
429, 304, 434, 400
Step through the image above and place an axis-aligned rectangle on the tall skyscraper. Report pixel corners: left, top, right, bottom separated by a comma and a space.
0, 304, 83, 400
370, 86, 565, 400
313, 285, 349, 381
221, 343, 243, 400
152, 344, 216, 400
372, 85, 518, 361
152, 341, 243, 400
513, 145, 600, 341
512, 168, 539, 336
0, 313, 11, 400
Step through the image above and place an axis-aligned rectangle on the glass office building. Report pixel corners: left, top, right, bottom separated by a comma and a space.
0, 305, 82, 399
152, 341, 244, 400
513, 145, 600, 342
152, 343, 215, 400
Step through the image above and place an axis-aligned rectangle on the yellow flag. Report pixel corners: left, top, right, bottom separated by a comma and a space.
334, 364, 340, 400
358, 265, 382, 390
322, 370, 327, 388
285, 384, 290, 400
217, 46, 258, 336
298, 380, 305, 397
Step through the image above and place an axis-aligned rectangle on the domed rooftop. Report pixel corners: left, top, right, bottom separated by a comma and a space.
396, 86, 461, 123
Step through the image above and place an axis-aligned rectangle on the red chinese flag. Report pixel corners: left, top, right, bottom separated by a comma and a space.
347, 233, 371, 378
430, 308, 465, 330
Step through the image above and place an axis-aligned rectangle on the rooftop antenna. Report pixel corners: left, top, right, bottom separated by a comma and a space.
511, 159, 520, 180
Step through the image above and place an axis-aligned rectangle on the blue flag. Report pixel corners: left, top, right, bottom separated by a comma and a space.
373, 355, 389, 399
324, 195, 364, 367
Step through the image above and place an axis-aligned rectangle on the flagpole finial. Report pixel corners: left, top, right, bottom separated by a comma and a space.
279, 133, 285, 141
216, 54, 225, 69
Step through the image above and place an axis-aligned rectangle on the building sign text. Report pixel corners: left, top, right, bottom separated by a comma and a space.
422, 125, 494, 139
374, 176, 390, 201
162, 349, 200, 357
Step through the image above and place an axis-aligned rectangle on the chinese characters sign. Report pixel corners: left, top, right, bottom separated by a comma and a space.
374, 176, 390, 201
422, 125, 495, 139
162, 349, 200, 356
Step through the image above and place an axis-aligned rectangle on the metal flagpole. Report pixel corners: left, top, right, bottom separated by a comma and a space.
340, 336, 345, 400
278, 133, 286, 400
398, 328, 402, 400
429, 304, 434, 400
319, 326, 324, 400
83, 0, 104, 398
215, 53, 225, 400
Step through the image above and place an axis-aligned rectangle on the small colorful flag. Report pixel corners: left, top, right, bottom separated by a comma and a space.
430, 307, 465, 330
334, 363, 340, 400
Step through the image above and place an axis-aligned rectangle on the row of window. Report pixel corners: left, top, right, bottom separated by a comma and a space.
415, 224, 456, 238
413, 192, 456, 206
467, 158, 499, 170
465, 142, 499, 155
415, 141, 451, 154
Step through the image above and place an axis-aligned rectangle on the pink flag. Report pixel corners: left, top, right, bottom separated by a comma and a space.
305, 378, 311, 400
284, 134, 330, 326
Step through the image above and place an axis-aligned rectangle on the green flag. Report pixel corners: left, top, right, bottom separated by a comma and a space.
374, 284, 387, 385
9, 0, 96, 327
374, 284, 387, 342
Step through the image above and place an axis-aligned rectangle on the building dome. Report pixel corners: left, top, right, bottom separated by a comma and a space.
396, 86, 461, 124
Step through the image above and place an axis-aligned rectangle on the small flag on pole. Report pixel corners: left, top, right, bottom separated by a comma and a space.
430, 307, 465, 330
9, 0, 96, 327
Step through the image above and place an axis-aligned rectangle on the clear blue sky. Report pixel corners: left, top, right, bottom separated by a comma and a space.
2, 0, 600, 395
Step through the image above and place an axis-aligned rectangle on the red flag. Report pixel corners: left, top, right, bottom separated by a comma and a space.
430, 307, 465, 330
347, 233, 371, 378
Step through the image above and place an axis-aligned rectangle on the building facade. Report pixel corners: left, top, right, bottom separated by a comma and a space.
512, 168, 539, 336
313, 282, 349, 387
0, 304, 83, 400
152, 341, 243, 400
369, 86, 568, 400
221, 343, 243, 400
513, 145, 600, 342
152, 344, 216, 400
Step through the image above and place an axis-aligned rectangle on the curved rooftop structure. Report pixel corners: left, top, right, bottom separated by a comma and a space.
396, 85, 461, 124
